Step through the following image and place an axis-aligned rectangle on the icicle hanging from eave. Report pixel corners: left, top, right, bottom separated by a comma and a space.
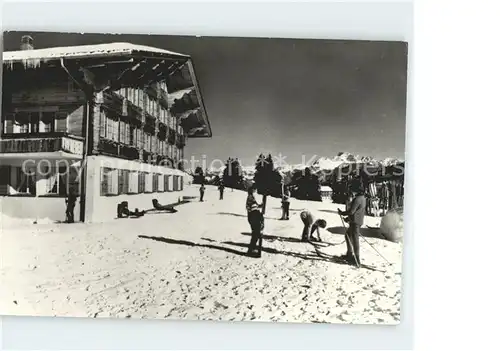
22, 57, 42, 69
6, 57, 50, 70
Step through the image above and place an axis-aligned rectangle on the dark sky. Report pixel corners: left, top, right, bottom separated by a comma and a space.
3, 31, 408, 168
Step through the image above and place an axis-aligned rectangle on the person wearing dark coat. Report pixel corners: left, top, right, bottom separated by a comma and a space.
199, 184, 206, 202
65, 189, 78, 223
338, 185, 367, 266
246, 186, 264, 257
218, 183, 225, 200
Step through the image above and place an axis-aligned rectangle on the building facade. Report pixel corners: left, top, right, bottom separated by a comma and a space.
320, 185, 333, 202
0, 38, 211, 223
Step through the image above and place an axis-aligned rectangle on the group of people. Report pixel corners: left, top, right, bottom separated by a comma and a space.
245, 181, 367, 266
198, 183, 226, 202
196, 181, 367, 266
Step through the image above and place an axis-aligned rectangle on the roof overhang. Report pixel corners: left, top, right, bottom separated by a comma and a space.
2, 42, 212, 138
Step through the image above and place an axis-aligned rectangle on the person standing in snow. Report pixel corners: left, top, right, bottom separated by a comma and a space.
280, 187, 291, 220
218, 182, 225, 200
246, 186, 264, 257
199, 184, 206, 202
299, 210, 327, 242
338, 184, 366, 266
65, 188, 78, 223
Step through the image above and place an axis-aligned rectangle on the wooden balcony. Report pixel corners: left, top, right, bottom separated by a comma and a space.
0, 134, 84, 156
97, 139, 140, 160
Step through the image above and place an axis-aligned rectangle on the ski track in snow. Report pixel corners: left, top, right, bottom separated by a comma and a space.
0, 185, 403, 324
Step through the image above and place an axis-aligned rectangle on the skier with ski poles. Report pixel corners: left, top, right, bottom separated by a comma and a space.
338, 182, 366, 267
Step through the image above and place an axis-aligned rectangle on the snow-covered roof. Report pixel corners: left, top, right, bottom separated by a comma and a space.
2, 42, 189, 64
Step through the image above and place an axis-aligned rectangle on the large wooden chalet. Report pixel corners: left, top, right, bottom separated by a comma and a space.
0, 36, 212, 223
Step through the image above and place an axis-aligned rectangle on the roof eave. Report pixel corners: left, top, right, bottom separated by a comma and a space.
186, 59, 213, 139
2, 49, 190, 67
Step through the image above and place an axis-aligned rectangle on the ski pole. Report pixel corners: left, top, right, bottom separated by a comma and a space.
338, 213, 360, 268
359, 235, 392, 265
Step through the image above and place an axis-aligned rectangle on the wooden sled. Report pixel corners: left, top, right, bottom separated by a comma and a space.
150, 199, 178, 213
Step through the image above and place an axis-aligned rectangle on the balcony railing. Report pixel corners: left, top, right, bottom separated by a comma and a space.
0, 135, 84, 155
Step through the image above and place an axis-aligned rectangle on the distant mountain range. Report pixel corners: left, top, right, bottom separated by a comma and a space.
277, 152, 403, 174
198, 152, 404, 181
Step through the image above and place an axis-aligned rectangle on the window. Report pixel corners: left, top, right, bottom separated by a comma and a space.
152, 173, 160, 192
100, 167, 117, 196
146, 134, 151, 152
7, 110, 62, 134
54, 112, 67, 133
129, 89, 134, 106
105, 116, 119, 141
12, 166, 36, 195
139, 90, 144, 108
41, 112, 55, 133
30, 112, 40, 133
135, 89, 140, 106
143, 134, 148, 152
138, 171, 146, 193
136, 130, 144, 149
47, 166, 69, 196
14, 112, 29, 133
124, 123, 131, 145
119, 121, 125, 143
118, 169, 130, 194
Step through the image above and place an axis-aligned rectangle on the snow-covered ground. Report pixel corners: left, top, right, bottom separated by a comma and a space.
0, 185, 403, 324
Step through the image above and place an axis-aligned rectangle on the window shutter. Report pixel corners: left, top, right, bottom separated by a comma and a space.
128, 171, 138, 194
158, 174, 164, 192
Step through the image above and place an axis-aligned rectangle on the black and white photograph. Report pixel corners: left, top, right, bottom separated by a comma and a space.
1, 31, 407, 324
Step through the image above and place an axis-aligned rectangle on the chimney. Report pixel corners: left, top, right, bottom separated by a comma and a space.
20, 35, 34, 50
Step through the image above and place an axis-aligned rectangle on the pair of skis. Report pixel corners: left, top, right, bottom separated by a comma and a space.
308, 213, 392, 273
310, 241, 384, 272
